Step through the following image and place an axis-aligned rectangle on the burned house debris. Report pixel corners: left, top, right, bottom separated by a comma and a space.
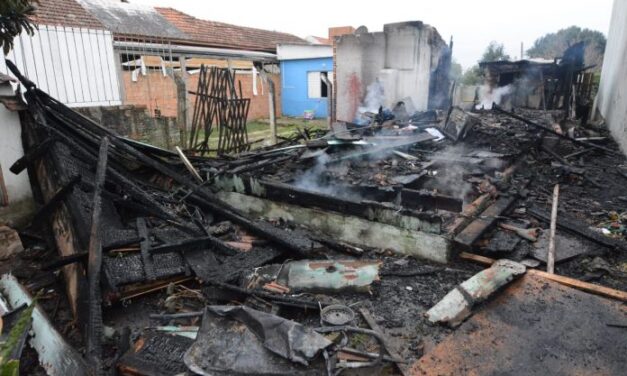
1, 7, 627, 376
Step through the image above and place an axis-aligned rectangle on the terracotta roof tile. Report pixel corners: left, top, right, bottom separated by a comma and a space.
156, 7, 305, 53
29, 0, 105, 29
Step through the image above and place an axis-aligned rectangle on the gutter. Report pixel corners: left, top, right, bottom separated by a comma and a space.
113, 40, 278, 62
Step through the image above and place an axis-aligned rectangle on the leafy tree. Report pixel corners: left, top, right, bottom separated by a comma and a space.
527, 26, 606, 69
481, 41, 510, 62
461, 65, 482, 85
0, 0, 38, 55
460, 41, 510, 85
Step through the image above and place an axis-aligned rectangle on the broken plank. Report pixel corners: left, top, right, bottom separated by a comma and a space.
86, 137, 109, 374
454, 196, 517, 251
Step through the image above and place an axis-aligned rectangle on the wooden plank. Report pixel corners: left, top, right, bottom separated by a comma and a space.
547, 184, 560, 274
528, 269, 627, 303
454, 196, 517, 250
86, 137, 109, 374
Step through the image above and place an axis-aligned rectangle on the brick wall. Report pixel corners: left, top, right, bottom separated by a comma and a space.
76, 105, 180, 149
122, 70, 281, 121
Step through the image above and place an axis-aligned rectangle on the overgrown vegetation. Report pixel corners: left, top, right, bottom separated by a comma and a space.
0, 302, 36, 376
0, 0, 38, 55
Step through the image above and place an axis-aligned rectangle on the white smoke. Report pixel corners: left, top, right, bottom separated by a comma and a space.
355, 80, 385, 121
475, 84, 512, 110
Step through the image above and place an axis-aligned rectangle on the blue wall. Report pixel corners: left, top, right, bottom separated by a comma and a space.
280, 57, 333, 118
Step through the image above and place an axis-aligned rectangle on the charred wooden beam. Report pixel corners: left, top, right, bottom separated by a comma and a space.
186, 247, 282, 283
401, 189, 463, 213
28, 175, 81, 227
9, 137, 56, 174
40, 252, 88, 271
137, 218, 156, 281
86, 137, 109, 374
454, 195, 518, 251
149, 235, 238, 256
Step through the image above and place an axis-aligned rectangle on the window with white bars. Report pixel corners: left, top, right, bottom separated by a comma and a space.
307, 71, 332, 99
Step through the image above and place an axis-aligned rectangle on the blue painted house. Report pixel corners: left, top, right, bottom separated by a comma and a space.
277, 44, 334, 118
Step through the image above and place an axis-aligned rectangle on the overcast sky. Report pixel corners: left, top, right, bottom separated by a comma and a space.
134, 0, 614, 70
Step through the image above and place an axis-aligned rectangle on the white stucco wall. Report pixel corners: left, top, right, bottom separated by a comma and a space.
596, 0, 627, 155
0, 100, 33, 205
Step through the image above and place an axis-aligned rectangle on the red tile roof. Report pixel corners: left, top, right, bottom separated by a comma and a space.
156, 7, 305, 53
29, 0, 105, 29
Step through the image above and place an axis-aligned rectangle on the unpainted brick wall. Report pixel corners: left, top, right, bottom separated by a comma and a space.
121, 70, 281, 121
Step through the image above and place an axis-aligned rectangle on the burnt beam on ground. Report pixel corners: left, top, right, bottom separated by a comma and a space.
454, 195, 518, 251
148, 235, 238, 256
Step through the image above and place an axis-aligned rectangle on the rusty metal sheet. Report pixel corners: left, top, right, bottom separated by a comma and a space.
411, 273, 627, 376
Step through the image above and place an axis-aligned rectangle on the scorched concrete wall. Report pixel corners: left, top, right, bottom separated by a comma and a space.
335, 21, 449, 122
596, 0, 627, 155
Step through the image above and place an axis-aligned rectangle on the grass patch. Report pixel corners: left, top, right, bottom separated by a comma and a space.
195, 117, 327, 153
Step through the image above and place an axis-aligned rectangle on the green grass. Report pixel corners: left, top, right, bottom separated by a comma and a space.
197, 117, 327, 152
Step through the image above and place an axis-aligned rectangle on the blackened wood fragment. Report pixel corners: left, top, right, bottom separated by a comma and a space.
137, 218, 156, 281
29, 175, 81, 227
86, 137, 109, 374
9, 137, 56, 174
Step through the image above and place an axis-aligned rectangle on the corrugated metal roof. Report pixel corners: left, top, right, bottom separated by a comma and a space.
77, 0, 187, 39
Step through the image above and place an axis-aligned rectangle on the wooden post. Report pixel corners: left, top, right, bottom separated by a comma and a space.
256, 65, 277, 144
86, 137, 109, 374
173, 70, 188, 148
547, 184, 560, 274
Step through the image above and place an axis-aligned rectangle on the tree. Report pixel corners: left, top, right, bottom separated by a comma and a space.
459, 41, 510, 85
461, 65, 482, 85
481, 41, 510, 62
0, 0, 38, 55
527, 26, 606, 70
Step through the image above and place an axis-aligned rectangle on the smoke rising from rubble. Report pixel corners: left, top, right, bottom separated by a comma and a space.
356, 80, 385, 119
476, 85, 512, 110
424, 144, 473, 204
292, 153, 357, 200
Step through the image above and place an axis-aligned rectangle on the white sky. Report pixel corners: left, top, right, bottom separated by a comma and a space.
133, 0, 614, 70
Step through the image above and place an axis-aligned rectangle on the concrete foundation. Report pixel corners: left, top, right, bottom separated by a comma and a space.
217, 191, 453, 263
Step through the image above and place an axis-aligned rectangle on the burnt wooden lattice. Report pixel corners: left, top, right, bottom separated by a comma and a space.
189, 65, 250, 155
